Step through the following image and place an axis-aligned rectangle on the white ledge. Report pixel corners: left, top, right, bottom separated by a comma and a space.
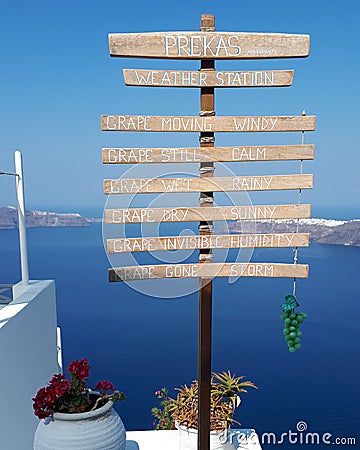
125, 429, 262, 449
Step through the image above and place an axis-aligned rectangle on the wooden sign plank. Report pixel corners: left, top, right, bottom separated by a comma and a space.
104, 174, 313, 194
102, 144, 315, 164
123, 69, 294, 87
109, 32, 310, 59
107, 233, 310, 253
101, 115, 316, 132
109, 262, 309, 282
105, 203, 311, 224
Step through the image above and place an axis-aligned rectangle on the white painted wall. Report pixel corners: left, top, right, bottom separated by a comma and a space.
0, 280, 60, 450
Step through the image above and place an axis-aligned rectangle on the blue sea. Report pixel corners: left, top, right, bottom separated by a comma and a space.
1, 223, 359, 449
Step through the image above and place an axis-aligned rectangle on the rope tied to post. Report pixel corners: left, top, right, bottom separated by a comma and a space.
200, 166, 215, 175
198, 224, 214, 233
199, 136, 215, 144
199, 110, 215, 116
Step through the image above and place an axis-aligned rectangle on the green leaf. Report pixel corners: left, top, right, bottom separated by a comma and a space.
281, 294, 300, 312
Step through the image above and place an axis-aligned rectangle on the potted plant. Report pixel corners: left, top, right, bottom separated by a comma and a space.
33, 358, 126, 450
152, 371, 257, 450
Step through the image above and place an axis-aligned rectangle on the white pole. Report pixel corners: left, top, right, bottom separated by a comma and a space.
57, 327, 63, 374
14, 150, 29, 285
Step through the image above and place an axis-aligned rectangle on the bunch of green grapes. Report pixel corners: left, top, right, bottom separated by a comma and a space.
281, 310, 307, 352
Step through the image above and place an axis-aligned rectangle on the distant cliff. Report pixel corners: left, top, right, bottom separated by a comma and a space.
0, 206, 91, 229
2, 206, 360, 247
227, 218, 360, 247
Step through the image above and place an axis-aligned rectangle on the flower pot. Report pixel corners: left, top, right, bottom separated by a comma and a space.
33, 400, 126, 450
177, 424, 234, 450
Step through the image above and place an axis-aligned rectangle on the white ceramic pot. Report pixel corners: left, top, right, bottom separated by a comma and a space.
33, 400, 126, 450
177, 424, 234, 450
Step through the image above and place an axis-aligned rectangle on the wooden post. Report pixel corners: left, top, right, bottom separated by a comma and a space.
103, 18, 314, 447
198, 13, 215, 450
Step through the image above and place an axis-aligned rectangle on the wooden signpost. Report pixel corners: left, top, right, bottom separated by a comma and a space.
101, 114, 315, 132
108, 31, 310, 59
103, 144, 314, 164
123, 69, 294, 88
104, 174, 313, 194
107, 233, 310, 253
105, 204, 311, 224
102, 14, 315, 450
109, 262, 309, 282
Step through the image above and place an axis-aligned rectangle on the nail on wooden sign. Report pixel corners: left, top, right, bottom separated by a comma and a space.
109, 32, 310, 59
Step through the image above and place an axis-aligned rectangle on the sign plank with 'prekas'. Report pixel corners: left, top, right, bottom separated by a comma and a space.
102, 145, 314, 164
109, 32, 310, 59
123, 69, 294, 87
107, 233, 310, 253
105, 204, 311, 224
104, 174, 313, 195
101, 115, 316, 132
109, 262, 309, 282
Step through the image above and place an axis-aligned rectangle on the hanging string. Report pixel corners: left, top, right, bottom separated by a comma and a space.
293, 110, 306, 296
0, 171, 18, 176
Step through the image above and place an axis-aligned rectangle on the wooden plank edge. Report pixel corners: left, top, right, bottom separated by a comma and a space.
102, 144, 315, 164
108, 262, 309, 282
122, 69, 295, 88
105, 204, 312, 224
103, 174, 313, 195
100, 115, 316, 132
106, 233, 310, 253
108, 32, 310, 60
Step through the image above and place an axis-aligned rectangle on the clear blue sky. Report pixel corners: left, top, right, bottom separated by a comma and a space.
0, 0, 358, 218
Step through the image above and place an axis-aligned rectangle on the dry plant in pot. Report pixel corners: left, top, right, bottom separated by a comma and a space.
152, 371, 257, 450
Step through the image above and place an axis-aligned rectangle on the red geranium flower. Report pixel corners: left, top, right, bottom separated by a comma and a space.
68, 358, 90, 380
95, 380, 114, 392
33, 358, 124, 419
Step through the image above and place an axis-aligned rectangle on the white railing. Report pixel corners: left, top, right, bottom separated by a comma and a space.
0, 151, 62, 449
1, 150, 29, 289
0, 284, 13, 306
